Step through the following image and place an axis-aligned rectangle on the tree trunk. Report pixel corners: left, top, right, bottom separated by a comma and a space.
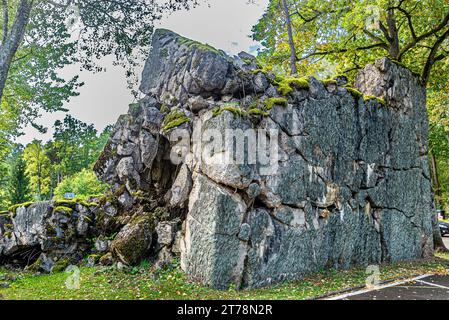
386, 9, 400, 60
429, 152, 442, 206
429, 152, 448, 252
432, 204, 448, 252
0, 0, 33, 103
280, 0, 297, 75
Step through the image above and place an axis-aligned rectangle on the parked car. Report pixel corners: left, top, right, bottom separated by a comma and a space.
440, 221, 449, 237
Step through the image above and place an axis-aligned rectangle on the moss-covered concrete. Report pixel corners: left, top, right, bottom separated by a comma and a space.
264, 97, 288, 110
162, 109, 190, 132
276, 76, 310, 95
212, 105, 247, 118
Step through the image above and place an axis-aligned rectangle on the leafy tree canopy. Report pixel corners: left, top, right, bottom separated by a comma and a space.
0, 0, 200, 142
23, 139, 51, 200
253, 0, 449, 86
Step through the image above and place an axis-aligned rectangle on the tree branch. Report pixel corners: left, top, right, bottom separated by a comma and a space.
422, 28, 449, 86
2, 0, 8, 45
400, 12, 449, 60
298, 42, 387, 61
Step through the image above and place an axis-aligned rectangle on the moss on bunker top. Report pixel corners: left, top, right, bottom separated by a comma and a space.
344, 86, 364, 99
275, 76, 310, 95
53, 199, 98, 208
52, 206, 74, 215
8, 201, 35, 215
364, 95, 386, 106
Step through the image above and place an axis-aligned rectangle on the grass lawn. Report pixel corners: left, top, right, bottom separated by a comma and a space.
0, 253, 448, 300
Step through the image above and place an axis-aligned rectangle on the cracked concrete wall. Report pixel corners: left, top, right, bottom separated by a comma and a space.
180, 57, 434, 289
93, 29, 435, 289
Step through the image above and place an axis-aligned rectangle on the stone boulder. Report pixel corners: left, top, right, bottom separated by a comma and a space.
110, 215, 155, 265
0, 201, 96, 271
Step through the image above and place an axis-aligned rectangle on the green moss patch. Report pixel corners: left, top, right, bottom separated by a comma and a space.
160, 104, 169, 114
52, 258, 70, 273
276, 76, 310, 95
128, 103, 141, 117
178, 36, 221, 55
344, 86, 364, 99
53, 199, 97, 209
321, 79, 338, 86
26, 256, 43, 272
212, 103, 247, 118
8, 202, 35, 216
264, 97, 288, 110
162, 109, 190, 132
248, 108, 270, 117
363, 95, 386, 106
52, 206, 73, 215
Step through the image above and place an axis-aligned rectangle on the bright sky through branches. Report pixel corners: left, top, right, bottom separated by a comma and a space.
16, 0, 269, 145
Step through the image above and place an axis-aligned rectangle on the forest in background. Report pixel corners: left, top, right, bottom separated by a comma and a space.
0, 115, 111, 210
1, 0, 449, 212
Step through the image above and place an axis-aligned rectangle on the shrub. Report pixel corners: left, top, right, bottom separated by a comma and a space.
53, 169, 109, 201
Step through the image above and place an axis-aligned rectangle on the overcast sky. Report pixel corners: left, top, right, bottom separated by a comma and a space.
16, 0, 269, 145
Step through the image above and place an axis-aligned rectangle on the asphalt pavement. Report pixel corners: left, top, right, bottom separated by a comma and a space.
326, 275, 449, 300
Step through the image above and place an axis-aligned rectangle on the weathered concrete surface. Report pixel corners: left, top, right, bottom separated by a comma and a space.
93, 29, 437, 289
1, 29, 436, 288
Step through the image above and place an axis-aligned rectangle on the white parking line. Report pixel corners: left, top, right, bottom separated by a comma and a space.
324, 274, 432, 300
416, 279, 449, 290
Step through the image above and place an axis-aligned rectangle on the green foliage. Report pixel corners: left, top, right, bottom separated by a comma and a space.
253, 0, 449, 86
1, 146, 30, 209
0, 116, 111, 206
46, 115, 111, 191
53, 169, 108, 201
428, 89, 449, 209
0, 0, 197, 178
23, 140, 51, 201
